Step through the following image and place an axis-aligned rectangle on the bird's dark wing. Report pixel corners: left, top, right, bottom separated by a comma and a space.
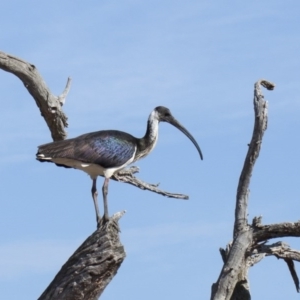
37, 130, 137, 169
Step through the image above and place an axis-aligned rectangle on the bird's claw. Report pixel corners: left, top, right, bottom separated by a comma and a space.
96, 215, 109, 229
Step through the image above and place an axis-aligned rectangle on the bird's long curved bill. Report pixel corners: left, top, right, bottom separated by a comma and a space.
169, 118, 203, 160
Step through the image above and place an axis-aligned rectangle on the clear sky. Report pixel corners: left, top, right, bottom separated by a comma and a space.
1, 1, 300, 299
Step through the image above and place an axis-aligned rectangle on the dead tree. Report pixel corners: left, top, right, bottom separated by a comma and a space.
210, 80, 300, 300
0, 50, 190, 300
2, 50, 299, 300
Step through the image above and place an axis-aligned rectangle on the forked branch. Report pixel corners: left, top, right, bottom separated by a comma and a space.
213, 79, 300, 298
211, 80, 275, 300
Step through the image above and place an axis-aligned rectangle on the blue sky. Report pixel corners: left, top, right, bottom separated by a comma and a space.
1, 1, 300, 299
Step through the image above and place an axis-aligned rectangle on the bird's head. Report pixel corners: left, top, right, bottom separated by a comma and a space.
154, 106, 203, 160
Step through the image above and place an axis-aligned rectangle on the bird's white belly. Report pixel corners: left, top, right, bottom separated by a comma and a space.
52, 158, 106, 178
51, 156, 134, 179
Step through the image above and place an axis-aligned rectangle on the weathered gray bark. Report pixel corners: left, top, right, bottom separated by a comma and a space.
211, 79, 274, 300
38, 212, 126, 300
0, 51, 69, 141
211, 80, 300, 299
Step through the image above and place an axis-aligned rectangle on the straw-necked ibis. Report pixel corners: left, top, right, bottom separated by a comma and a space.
36, 106, 203, 227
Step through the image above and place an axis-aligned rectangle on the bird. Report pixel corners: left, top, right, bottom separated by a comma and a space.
36, 106, 203, 227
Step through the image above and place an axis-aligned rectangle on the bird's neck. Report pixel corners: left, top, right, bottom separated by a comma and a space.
136, 110, 159, 159
144, 110, 159, 144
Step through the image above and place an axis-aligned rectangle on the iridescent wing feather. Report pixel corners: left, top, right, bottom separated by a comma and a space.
37, 130, 137, 169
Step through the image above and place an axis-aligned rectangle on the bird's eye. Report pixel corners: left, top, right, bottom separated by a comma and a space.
164, 112, 170, 117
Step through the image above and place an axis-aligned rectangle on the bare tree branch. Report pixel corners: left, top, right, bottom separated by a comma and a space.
114, 166, 189, 199
254, 221, 300, 242
251, 241, 300, 292
234, 79, 275, 237
211, 80, 275, 300
0, 50, 69, 141
255, 241, 300, 263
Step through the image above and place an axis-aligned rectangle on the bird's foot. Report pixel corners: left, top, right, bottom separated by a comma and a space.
116, 166, 140, 177
96, 211, 126, 231
96, 214, 109, 229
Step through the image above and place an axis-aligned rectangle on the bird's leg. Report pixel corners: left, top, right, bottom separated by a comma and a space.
91, 178, 102, 226
102, 177, 110, 222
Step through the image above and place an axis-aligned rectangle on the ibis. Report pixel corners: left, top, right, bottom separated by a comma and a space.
36, 106, 203, 227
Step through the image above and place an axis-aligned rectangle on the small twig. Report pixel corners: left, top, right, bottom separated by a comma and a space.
112, 210, 126, 222
57, 77, 72, 105
252, 215, 263, 228
113, 167, 189, 200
